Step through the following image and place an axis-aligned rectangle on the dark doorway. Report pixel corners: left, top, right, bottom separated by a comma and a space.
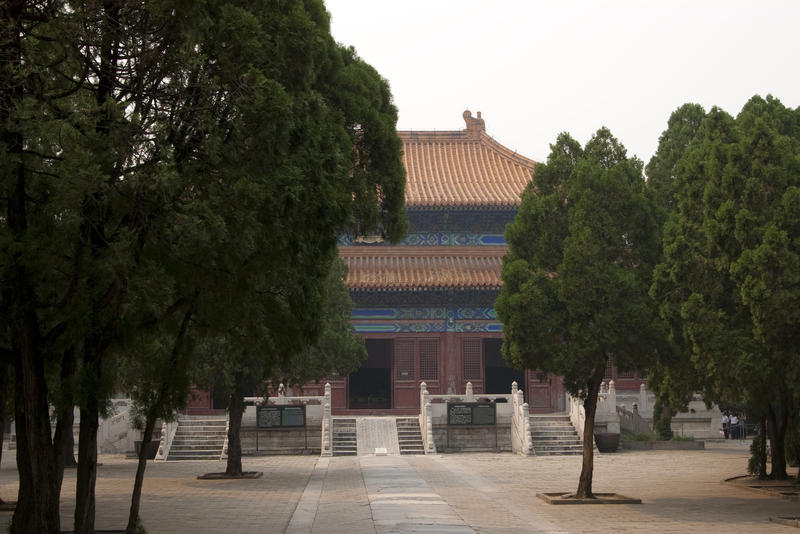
348, 339, 392, 409
484, 339, 524, 394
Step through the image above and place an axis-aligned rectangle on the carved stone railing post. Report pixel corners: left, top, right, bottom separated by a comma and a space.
424, 401, 436, 453
522, 402, 533, 455
419, 382, 436, 453
510, 382, 525, 455
465, 381, 474, 402
156, 417, 179, 461
568, 392, 587, 438
608, 380, 617, 410
321, 383, 332, 456
639, 383, 649, 415
221, 412, 230, 460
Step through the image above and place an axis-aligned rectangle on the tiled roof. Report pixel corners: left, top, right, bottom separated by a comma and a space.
341, 246, 505, 291
399, 111, 536, 208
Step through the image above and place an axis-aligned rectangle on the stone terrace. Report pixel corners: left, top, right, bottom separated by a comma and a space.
1, 441, 798, 533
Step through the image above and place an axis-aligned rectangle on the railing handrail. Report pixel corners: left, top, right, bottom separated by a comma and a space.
243, 395, 325, 405
425, 394, 514, 402
156, 418, 178, 461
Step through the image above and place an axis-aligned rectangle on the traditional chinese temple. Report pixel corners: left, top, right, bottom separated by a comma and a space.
329, 111, 573, 414
185, 110, 644, 416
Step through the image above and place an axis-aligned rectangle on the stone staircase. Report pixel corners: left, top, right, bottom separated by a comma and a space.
529, 414, 584, 456
167, 415, 226, 461
332, 418, 357, 456
396, 418, 424, 455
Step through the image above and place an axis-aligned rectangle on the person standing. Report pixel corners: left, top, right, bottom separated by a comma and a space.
730, 413, 739, 440
722, 412, 730, 439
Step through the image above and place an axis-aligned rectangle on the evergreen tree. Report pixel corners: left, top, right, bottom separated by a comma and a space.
497, 128, 661, 498
651, 95, 800, 478
1, 1, 406, 531
645, 103, 708, 439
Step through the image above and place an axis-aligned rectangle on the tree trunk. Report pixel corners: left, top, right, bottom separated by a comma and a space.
758, 415, 768, 479
0, 365, 7, 501
575, 370, 603, 499
10, 344, 60, 534
126, 414, 156, 534
74, 393, 100, 534
767, 404, 789, 480
0, 415, 4, 506
225, 379, 245, 477
55, 349, 78, 469
63, 425, 78, 468
4, 3, 60, 531
655, 399, 673, 440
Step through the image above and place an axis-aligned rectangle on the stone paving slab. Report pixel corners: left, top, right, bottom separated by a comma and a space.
1, 440, 799, 533
361, 456, 474, 533
357, 418, 401, 456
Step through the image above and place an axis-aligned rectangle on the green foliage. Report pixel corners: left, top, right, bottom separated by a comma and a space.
652, 396, 674, 440
498, 126, 662, 497
1, 0, 406, 528
650, 95, 800, 477
282, 258, 368, 386
628, 432, 656, 441
646, 103, 707, 213
498, 127, 662, 396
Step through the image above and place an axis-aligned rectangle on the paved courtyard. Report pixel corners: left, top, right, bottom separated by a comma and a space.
1, 441, 798, 533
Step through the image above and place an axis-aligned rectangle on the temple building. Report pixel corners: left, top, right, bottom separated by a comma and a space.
180, 110, 645, 416
328, 110, 647, 415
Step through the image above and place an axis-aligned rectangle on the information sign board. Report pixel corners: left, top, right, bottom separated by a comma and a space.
257, 405, 306, 428
447, 402, 496, 426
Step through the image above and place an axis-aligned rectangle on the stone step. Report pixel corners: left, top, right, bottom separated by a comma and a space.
167, 449, 221, 456
529, 415, 585, 456
167, 455, 220, 461
173, 430, 226, 436
532, 442, 583, 450
396, 417, 424, 455
168, 416, 226, 461
332, 419, 358, 456
177, 421, 227, 427
169, 443, 223, 451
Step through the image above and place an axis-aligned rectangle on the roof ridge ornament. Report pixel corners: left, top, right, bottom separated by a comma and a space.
462, 110, 485, 139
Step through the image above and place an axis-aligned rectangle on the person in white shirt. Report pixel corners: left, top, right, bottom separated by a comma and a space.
730, 414, 739, 439
722, 413, 730, 439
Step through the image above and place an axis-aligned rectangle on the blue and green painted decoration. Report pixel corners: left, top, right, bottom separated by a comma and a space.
339, 233, 506, 247
351, 307, 502, 333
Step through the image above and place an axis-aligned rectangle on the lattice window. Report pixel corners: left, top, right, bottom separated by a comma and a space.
531, 370, 548, 383
419, 340, 439, 381
604, 357, 614, 379
617, 368, 637, 379
462, 339, 482, 381
395, 340, 415, 381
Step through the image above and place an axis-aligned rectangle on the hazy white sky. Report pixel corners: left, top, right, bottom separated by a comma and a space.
325, 0, 800, 168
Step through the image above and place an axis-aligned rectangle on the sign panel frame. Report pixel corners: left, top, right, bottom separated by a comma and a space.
446, 402, 496, 426
256, 405, 306, 428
